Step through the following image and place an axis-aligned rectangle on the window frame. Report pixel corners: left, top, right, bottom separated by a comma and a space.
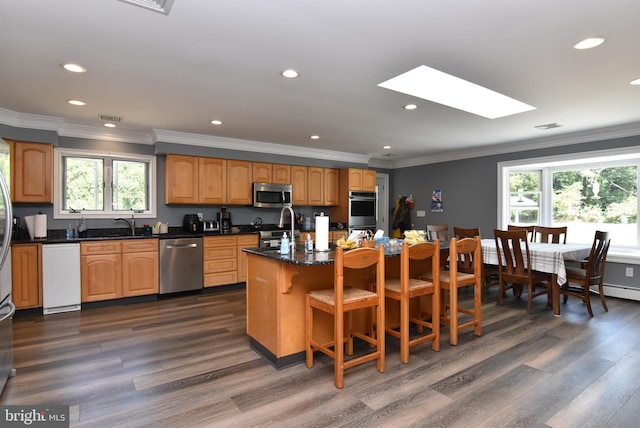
498, 146, 640, 251
53, 147, 157, 220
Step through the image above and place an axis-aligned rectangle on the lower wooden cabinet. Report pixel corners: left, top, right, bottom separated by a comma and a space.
11, 243, 42, 309
204, 234, 258, 287
81, 239, 158, 302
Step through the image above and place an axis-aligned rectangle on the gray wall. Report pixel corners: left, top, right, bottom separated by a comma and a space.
391, 134, 640, 291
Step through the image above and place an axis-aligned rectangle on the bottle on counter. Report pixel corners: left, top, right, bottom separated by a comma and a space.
66, 223, 74, 240
280, 232, 290, 255
305, 233, 313, 254
78, 217, 87, 238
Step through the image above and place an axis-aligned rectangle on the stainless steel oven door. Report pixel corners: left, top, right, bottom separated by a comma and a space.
348, 191, 376, 229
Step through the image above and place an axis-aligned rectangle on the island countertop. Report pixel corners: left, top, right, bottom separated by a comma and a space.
243, 245, 401, 267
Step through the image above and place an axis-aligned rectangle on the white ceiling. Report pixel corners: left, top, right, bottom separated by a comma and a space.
2, 0, 640, 168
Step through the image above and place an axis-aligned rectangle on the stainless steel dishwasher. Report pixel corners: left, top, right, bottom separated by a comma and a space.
159, 237, 203, 294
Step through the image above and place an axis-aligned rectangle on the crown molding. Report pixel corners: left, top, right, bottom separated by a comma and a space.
0, 107, 63, 130
153, 129, 371, 164
58, 123, 155, 145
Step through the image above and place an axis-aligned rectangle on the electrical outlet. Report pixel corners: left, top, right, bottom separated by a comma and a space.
626, 267, 634, 277
416, 210, 426, 217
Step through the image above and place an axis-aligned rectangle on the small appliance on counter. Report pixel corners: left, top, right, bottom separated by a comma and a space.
217, 208, 231, 233
203, 220, 219, 232
183, 214, 203, 233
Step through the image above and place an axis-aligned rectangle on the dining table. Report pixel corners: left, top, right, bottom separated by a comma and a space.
480, 239, 592, 315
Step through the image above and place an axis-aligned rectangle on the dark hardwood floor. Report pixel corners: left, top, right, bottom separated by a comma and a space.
2, 286, 640, 427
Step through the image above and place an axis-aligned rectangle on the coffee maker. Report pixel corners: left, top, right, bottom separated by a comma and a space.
217, 208, 231, 233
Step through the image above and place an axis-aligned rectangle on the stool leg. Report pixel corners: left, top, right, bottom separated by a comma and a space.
305, 295, 314, 368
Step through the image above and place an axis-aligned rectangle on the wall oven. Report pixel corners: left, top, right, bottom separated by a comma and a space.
253, 183, 292, 208
348, 191, 376, 234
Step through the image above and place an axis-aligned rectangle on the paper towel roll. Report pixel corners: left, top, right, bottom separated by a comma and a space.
34, 214, 47, 238
315, 213, 329, 251
24, 215, 35, 240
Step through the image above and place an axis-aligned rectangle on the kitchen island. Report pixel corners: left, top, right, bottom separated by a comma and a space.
244, 246, 403, 368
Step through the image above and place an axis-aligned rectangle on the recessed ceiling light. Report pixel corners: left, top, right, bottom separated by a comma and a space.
210, 120, 223, 125
104, 123, 116, 128
281, 69, 299, 78
383, 145, 391, 150
379, 65, 535, 119
67, 99, 86, 106
310, 135, 320, 140
62, 63, 87, 73
403, 104, 418, 110
573, 37, 605, 50
631, 78, 640, 86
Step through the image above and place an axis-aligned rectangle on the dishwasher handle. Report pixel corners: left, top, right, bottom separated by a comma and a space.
0, 300, 15, 322
164, 243, 198, 249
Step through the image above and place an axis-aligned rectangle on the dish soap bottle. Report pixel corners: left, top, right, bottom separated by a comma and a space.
305, 234, 313, 254
280, 232, 290, 255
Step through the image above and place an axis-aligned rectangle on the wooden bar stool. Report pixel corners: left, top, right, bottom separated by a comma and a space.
384, 240, 440, 363
305, 245, 385, 388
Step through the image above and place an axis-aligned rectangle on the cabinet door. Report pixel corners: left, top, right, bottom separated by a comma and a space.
199, 157, 226, 204
291, 166, 307, 205
236, 235, 258, 283
252, 162, 272, 183
11, 244, 41, 309
13, 141, 53, 203
165, 154, 199, 204
323, 168, 339, 206
227, 160, 253, 205
348, 168, 364, 191
122, 251, 158, 296
362, 169, 377, 192
81, 254, 122, 302
307, 167, 323, 206
272, 164, 291, 184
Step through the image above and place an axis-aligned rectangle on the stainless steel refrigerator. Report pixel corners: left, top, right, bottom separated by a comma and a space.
0, 138, 14, 395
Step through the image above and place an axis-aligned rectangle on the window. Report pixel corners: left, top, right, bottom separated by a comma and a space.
499, 147, 639, 249
54, 148, 156, 219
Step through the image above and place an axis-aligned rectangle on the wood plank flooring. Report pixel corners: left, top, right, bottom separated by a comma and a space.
2, 286, 640, 427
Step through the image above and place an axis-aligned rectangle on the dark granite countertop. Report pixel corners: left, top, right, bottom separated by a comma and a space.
244, 246, 401, 266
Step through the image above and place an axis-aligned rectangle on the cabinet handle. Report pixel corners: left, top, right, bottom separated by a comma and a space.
165, 244, 198, 249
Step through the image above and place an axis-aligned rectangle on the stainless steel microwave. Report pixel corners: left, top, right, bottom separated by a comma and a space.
253, 182, 292, 208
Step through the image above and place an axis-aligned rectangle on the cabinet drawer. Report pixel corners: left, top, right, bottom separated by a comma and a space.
237, 234, 258, 246
204, 258, 237, 273
204, 236, 237, 248
204, 272, 238, 287
81, 241, 122, 255
203, 246, 236, 260
122, 239, 158, 253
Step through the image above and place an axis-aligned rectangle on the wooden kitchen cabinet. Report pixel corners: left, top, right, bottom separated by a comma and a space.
272, 164, 291, 184
323, 168, 339, 206
307, 167, 324, 206
199, 157, 226, 204
11, 244, 42, 309
227, 160, 253, 205
121, 239, 159, 297
203, 235, 238, 287
342, 168, 376, 192
81, 239, 158, 302
236, 234, 258, 283
9, 140, 53, 203
252, 162, 272, 183
165, 154, 199, 204
291, 165, 307, 205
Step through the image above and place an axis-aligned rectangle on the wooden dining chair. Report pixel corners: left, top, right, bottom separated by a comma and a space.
561, 231, 611, 317
426, 224, 450, 241
534, 226, 568, 244
507, 224, 536, 242
494, 228, 551, 313
453, 227, 499, 301
384, 240, 440, 363
305, 245, 385, 388
424, 236, 483, 345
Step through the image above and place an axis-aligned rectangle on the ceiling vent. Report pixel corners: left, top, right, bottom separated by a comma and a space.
98, 114, 122, 122
118, 0, 175, 15
535, 122, 562, 130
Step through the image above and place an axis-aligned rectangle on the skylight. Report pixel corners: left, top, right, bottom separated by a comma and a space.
378, 65, 536, 119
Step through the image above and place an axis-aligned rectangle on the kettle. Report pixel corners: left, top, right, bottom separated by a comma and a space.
183, 214, 202, 233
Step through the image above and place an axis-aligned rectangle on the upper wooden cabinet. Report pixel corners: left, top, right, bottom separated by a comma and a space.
199, 157, 226, 204
272, 164, 291, 184
343, 168, 376, 192
227, 160, 253, 205
9, 140, 53, 203
252, 162, 272, 183
307, 167, 324, 206
291, 165, 307, 206
164, 154, 199, 204
323, 168, 339, 206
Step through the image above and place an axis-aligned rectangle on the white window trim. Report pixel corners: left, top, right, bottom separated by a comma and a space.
498, 145, 640, 261
53, 147, 157, 220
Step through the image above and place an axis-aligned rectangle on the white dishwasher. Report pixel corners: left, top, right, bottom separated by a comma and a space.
43, 243, 81, 314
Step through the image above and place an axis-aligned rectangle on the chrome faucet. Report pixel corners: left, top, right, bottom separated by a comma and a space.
115, 214, 136, 236
278, 205, 296, 253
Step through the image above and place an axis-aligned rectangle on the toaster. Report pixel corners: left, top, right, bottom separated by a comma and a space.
203, 220, 219, 232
